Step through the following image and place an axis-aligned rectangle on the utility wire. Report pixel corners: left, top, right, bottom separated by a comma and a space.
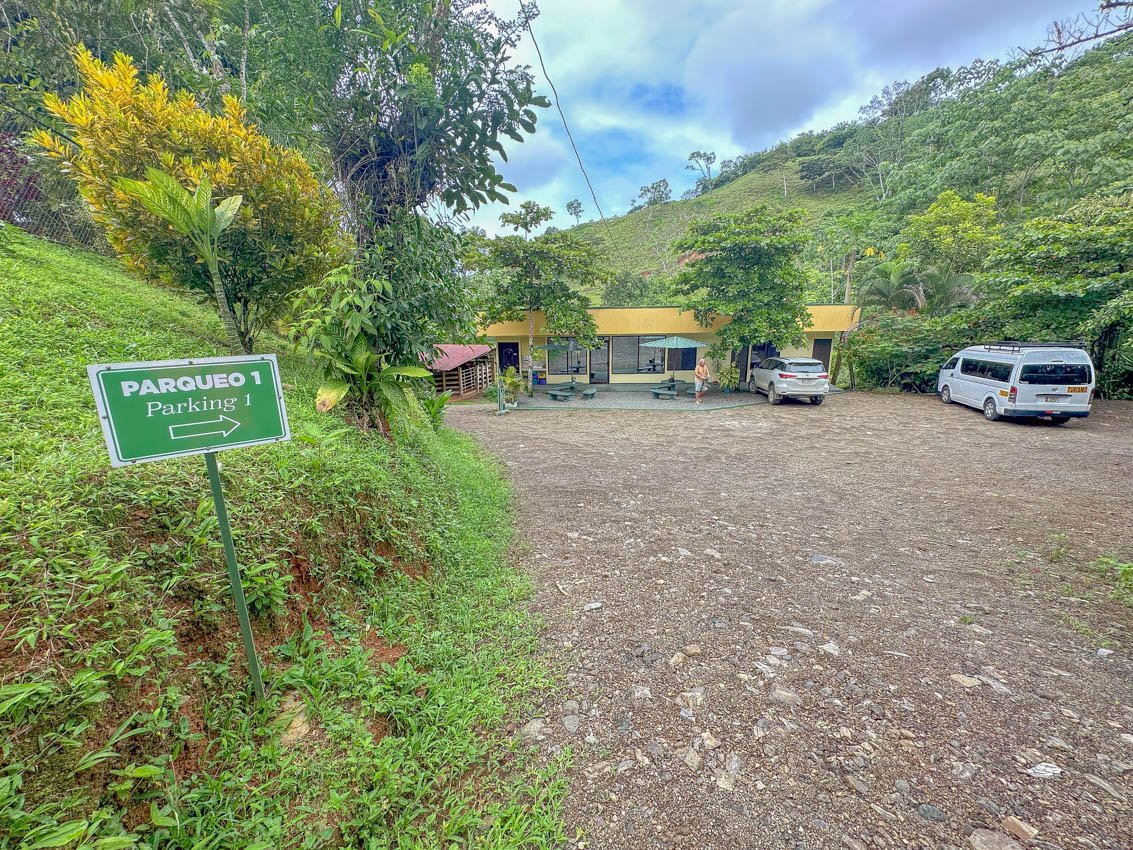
523, 18, 627, 266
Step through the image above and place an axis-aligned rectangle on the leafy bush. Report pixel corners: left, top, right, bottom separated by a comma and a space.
717, 361, 740, 389
241, 560, 293, 618
499, 366, 524, 404
842, 310, 994, 392
34, 48, 346, 352
421, 391, 453, 431
290, 265, 434, 434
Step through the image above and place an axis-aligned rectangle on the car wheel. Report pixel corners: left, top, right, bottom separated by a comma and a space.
768, 384, 781, 405
811, 395, 825, 405
940, 385, 952, 404
1049, 416, 1070, 426
983, 397, 1000, 421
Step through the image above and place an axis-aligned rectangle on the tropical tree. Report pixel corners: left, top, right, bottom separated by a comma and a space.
686, 150, 716, 180
116, 169, 244, 352
319, 1, 548, 237
500, 200, 554, 238
636, 179, 672, 207
907, 267, 974, 315
566, 198, 583, 225
860, 260, 973, 316
672, 206, 812, 354
901, 190, 1001, 274
860, 260, 919, 312
480, 204, 606, 392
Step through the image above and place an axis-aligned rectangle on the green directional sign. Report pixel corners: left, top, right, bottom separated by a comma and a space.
88, 355, 290, 466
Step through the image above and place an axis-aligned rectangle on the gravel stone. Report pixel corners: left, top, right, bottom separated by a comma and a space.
1001, 816, 1038, 841
450, 397, 1133, 850
917, 803, 946, 821
967, 830, 1022, 850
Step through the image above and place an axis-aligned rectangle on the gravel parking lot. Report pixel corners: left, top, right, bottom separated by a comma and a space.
450, 393, 1133, 850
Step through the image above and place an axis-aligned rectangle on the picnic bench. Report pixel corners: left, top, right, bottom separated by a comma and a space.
548, 388, 574, 402
651, 388, 677, 400
581, 387, 597, 400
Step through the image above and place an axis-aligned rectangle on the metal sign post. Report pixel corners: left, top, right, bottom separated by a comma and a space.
204, 451, 265, 699
88, 354, 290, 700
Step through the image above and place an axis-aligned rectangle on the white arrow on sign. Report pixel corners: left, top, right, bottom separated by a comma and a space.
168, 415, 241, 440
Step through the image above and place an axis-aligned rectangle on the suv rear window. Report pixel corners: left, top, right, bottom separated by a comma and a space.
785, 362, 825, 374
1018, 363, 1091, 384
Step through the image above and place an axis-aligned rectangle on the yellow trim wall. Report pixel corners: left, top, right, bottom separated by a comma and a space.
482, 304, 858, 338
483, 305, 858, 386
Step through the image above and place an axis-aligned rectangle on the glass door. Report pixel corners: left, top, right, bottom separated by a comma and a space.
589, 337, 609, 383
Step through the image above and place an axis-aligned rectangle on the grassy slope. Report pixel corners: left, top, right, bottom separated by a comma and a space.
0, 229, 564, 848
571, 160, 865, 285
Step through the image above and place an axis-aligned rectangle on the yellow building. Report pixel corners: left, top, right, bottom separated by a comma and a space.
483, 304, 859, 387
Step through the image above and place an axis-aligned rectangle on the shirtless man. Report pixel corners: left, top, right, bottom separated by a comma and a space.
694, 358, 710, 405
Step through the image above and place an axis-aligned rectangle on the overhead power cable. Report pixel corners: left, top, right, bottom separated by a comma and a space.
523, 18, 628, 266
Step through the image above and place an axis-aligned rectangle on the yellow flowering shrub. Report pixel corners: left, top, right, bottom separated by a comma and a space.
35, 48, 348, 350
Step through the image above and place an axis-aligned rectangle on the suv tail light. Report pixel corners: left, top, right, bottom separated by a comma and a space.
819, 373, 829, 379
1008, 386, 1017, 403
778, 372, 796, 379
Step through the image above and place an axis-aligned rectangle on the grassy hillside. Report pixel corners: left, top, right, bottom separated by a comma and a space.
572, 35, 1132, 291
571, 159, 865, 282
0, 229, 564, 848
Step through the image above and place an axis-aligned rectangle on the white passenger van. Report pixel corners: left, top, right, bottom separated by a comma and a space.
937, 342, 1095, 424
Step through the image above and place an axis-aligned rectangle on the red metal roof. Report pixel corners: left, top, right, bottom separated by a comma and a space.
426, 344, 492, 372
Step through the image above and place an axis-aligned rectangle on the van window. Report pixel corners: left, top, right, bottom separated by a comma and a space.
1018, 363, 1092, 385
960, 358, 1012, 382
943, 357, 959, 370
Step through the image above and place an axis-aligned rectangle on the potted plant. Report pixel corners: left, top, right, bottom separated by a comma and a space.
718, 361, 740, 394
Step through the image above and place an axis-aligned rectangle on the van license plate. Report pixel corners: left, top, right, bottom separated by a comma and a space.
1068, 386, 1087, 393
1040, 394, 1069, 402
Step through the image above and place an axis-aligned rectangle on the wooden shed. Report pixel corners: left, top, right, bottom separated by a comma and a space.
426, 344, 496, 398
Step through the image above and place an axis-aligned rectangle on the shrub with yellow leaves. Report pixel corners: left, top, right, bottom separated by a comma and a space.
34, 48, 348, 353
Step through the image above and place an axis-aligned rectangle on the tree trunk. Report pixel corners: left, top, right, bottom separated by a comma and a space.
844, 250, 856, 303
208, 258, 248, 354
526, 309, 535, 396
830, 329, 850, 385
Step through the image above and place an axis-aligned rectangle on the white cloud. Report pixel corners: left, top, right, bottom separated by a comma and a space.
469, 0, 1087, 233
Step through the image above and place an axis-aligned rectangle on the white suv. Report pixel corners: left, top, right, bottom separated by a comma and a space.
750, 357, 829, 405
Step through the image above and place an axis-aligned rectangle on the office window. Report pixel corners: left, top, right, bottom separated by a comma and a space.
611, 335, 665, 374
667, 347, 697, 371
548, 337, 587, 375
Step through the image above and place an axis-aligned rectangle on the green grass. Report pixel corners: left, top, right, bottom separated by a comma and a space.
570, 160, 865, 284
0, 228, 564, 848
1091, 557, 1133, 608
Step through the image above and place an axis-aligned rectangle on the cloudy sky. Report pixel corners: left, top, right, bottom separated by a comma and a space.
469, 0, 1090, 233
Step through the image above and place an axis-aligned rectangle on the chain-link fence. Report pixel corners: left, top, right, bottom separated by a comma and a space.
1, 117, 111, 254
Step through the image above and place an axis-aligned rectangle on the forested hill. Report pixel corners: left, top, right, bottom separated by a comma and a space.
571, 34, 1133, 280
